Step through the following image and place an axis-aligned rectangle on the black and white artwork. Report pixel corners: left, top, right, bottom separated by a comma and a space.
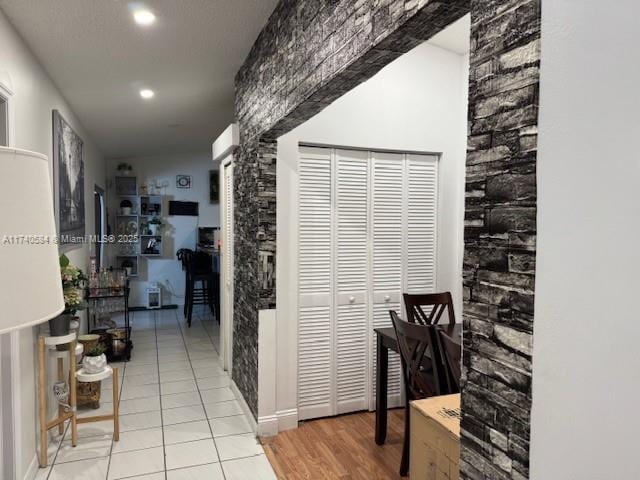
209, 170, 219, 203
53, 110, 85, 243
176, 174, 191, 189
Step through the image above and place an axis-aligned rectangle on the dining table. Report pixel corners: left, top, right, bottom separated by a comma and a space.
374, 322, 462, 445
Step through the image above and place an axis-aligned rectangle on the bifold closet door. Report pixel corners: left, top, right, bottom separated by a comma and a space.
297, 146, 333, 420
335, 149, 369, 414
405, 154, 439, 294
297, 147, 439, 420
370, 152, 404, 409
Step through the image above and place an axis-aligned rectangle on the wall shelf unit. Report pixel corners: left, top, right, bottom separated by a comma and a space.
116, 255, 139, 277
112, 175, 165, 280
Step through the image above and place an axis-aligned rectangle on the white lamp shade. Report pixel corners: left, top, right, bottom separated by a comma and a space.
0, 146, 64, 334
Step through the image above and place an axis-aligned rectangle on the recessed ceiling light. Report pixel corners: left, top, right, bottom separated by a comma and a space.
133, 9, 156, 26
140, 89, 155, 99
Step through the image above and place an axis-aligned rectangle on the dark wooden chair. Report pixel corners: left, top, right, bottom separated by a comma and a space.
403, 292, 456, 326
439, 329, 462, 393
390, 310, 443, 477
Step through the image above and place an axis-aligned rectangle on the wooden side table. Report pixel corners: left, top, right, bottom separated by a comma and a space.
76, 365, 120, 441
37, 333, 79, 468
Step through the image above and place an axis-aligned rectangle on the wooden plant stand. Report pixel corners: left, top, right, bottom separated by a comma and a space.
76, 365, 120, 441
37, 334, 120, 469
37, 333, 79, 468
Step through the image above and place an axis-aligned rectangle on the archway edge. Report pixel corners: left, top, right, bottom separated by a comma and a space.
234, 2, 541, 478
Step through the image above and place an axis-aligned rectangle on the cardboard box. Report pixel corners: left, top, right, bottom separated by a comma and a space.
410, 394, 460, 480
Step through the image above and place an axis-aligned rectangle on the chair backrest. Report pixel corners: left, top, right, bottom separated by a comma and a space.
403, 292, 455, 326
390, 310, 441, 400
439, 330, 461, 393
176, 248, 194, 270
188, 250, 213, 275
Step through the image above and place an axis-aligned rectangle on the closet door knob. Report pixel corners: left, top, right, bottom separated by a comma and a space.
384, 295, 390, 302
349, 296, 355, 303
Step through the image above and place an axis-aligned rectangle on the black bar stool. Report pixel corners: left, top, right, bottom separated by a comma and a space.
185, 250, 217, 327
176, 248, 193, 318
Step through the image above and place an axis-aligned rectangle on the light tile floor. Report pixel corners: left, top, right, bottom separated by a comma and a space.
36, 307, 276, 480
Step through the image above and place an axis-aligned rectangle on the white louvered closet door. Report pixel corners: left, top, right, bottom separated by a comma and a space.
297, 146, 333, 420
405, 154, 439, 294
370, 152, 404, 410
335, 149, 369, 414
297, 147, 439, 420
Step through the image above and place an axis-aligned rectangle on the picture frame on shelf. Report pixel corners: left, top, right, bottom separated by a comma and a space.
115, 176, 137, 196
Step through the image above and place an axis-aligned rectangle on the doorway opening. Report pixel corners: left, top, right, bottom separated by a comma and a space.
0, 95, 7, 147
265, 15, 471, 442
94, 185, 106, 270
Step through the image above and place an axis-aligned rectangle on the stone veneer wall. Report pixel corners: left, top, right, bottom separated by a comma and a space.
234, 2, 540, 477
461, 1, 540, 478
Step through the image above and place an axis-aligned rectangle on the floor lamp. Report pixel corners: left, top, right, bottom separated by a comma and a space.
0, 146, 65, 478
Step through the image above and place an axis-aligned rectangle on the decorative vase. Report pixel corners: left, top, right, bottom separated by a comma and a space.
82, 353, 107, 374
49, 314, 72, 337
78, 334, 100, 356
122, 207, 132, 215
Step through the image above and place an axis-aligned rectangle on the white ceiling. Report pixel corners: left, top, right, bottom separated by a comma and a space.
428, 13, 471, 55
0, 0, 279, 158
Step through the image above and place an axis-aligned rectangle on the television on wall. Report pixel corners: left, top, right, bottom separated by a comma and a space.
168, 201, 198, 216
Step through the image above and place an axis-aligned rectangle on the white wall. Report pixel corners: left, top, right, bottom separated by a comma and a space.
531, 1, 640, 478
0, 8, 106, 479
273, 41, 469, 429
107, 152, 219, 307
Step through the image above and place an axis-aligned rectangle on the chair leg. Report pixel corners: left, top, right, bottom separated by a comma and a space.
400, 400, 410, 476
208, 279, 215, 317
184, 274, 190, 318
187, 280, 194, 328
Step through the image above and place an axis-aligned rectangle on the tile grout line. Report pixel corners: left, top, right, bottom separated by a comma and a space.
173, 307, 228, 480
152, 310, 169, 480
106, 311, 132, 480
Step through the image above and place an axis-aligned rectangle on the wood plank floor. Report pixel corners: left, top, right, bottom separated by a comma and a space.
261, 409, 405, 479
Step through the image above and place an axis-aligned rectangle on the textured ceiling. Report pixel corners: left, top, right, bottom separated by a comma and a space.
0, 0, 279, 157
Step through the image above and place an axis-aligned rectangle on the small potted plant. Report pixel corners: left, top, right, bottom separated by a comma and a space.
148, 217, 163, 235
117, 162, 133, 175
50, 254, 87, 337
120, 199, 133, 215
82, 343, 107, 374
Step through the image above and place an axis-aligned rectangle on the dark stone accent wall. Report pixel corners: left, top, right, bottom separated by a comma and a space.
234, 5, 541, 476
257, 139, 277, 310
232, 139, 260, 417
461, 1, 540, 479
232, 138, 277, 417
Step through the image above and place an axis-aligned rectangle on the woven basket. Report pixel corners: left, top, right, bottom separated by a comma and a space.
76, 334, 103, 409
76, 378, 101, 409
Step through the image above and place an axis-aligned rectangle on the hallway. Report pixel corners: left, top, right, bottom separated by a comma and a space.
35, 308, 275, 480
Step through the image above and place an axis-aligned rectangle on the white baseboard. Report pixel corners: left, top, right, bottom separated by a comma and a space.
229, 380, 258, 433
258, 408, 298, 437
257, 414, 278, 437
23, 454, 38, 480
276, 408, 298, 432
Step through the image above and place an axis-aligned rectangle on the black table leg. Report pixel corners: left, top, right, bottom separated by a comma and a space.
375, 332, 388, 445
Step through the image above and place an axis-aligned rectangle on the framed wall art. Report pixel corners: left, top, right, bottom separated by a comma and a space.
53, 110, 85, 245
176, 174, 191, 189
